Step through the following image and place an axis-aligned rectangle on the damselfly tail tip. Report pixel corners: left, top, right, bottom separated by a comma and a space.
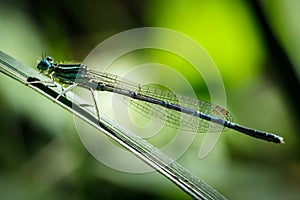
279, 137, 285, 144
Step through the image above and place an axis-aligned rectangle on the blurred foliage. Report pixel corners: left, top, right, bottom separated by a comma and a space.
146, 0, 267, 86
0, 0, 300, 199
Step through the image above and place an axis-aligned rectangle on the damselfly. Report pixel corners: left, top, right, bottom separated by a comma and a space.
31, 56, 284, 144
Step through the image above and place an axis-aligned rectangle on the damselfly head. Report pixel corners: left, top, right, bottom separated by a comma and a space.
37, 56, 53, 71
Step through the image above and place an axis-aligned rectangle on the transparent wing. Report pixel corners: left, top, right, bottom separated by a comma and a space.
87, 70, 233, 133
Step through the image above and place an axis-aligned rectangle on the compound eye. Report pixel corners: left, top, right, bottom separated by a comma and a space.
37, 59, 51, 71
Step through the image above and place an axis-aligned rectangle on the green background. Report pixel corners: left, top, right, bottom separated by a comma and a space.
0, 0, 299, 199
